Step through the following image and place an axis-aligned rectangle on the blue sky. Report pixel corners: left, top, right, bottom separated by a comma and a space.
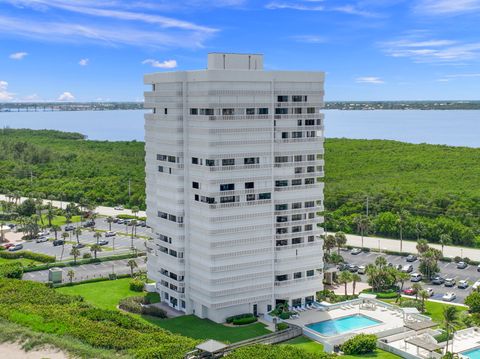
1, 0, 480, 101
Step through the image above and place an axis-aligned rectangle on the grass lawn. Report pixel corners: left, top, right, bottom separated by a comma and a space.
56, 278, 142, 310
0, 257, 41, 266
283, 336, 400, 359
423, 300, 468, 324
40, 215, 81, 227
143, 315, 270, 343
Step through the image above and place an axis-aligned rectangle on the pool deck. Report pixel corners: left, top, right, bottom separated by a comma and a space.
451, 327, 480, 355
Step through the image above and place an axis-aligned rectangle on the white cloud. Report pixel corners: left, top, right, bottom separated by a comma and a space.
57, 91, 75, 101
22, 94, 42, 101
9, 51, 28, 60
356, 76, 384, 84
415, 0, 480, 15
265, 2, 324, 11
437, 73, 480, 82
79, 58, 89, 66
332, 5, 381, 18
0, 81, 15, 101
266, 1, 382, 16
142, 59, 177, 69
290, 35, 327, 44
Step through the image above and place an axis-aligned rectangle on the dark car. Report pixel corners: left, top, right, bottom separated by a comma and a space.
138, 221, 146, 227
347, 264, 358, 272
52, 239, 65, 246
83, 220, 95, 228
431, 276, 445, 285
64, 224, 75, 231
72, 243, 86, 249
406, 255, 417, 262
337, 263, 348, 271
457, 261, 468, 269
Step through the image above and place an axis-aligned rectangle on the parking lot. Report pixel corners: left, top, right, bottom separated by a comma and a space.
19, 217, 152, 261
341, 249, 479, 304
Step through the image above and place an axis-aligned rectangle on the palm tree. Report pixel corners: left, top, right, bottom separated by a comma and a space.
61, 232, 69, 260
412, 282, 423, 301
0, 222, 5, 243
397, 210, 409, 253
324, 234, 336, 254
51, 225, 61, 240
355, 215, 370, 249
90, 244, 102, 259
443, 306, 459, 353
93, 231, 102, 244
70, 247, 81, 264
67, 269, 75, 284
396, 271, 410, 303
351, 273, 361, 295
131, 206, 139, 219
74, 228, 82, 245
46, 203, 55, 227
131, 219, 138, 238
439, 233, 452, 257
419, 290, 429, 313
106, 216, 114, 231
416, 239, 429, 255
127, 259, 138, 277
335, 231, 347, 255
338, 270, 353, 296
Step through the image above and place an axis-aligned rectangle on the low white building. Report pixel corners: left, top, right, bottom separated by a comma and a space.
144, 53, 325, 323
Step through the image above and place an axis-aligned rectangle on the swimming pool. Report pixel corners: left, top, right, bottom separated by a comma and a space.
462, 348, 480, 359
306, 314, 382, 337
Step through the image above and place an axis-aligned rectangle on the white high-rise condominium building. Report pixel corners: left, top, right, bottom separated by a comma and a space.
144, 53, 325, 323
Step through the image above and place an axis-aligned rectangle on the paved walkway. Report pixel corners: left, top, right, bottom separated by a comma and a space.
329, 232, 480, 261
0, 194, 146, 218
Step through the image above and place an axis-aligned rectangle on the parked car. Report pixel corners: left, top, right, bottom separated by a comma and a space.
98, 239, 109, 246
357, 265, 366, 274
64, 224, 75, 231
403, 287, 417, 296
458, 280, 469, 289
443, 292, 456, 302
138, 221, 146, 227
72, 243, 85, 249
410, 273, 423, 282
425, 288, 434, 297
431, 276, 445, 285
7, 223, 15, 229
406, 255, 417, 262
8, 244, 23, 251
351, 248, 362, 255
337, 263, 348, 271
457, 261, 468, 269
52, 239, 65, 246
117, 219, 125, 224
402, 265, 414, 273
347, 264, 358, 272
477, 264, 480, 272
37, 231, 49, 237
83, 220, 95, 228
2, 243, 14, 249
444, 278, 456, 287
105, 231, 116, 237
35, 236, 49, 243
114, 205, 124, 210
473, 280, 480, 291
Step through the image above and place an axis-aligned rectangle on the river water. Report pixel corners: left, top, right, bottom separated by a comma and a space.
0, 109, 479, 147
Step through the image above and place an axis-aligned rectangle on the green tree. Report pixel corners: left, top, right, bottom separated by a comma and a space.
67, 269, 75, 284
351, 273, 361, 295
127, 259, 138, 277
443, 306, 459, 353
419, 290, 429, 313
90, 244, 102, 259
46, 203, 55, 227
439, 233, 452, 257
131, 206, 140, 219
397, 210, 409, 253
74, 227, 82, 245
51, 224, 61, 240
70, 248, 80, 264
465, 291, 480, 313
355, 214, 371, 249
412, 282, 423, 301
395, 271, 410, 303
416, 239, 429, 255
324, 234, 336, 254
106, 216, 114, 231
93, 231, 102, 244
338, 270, 353, 296
335, 231, 347, 255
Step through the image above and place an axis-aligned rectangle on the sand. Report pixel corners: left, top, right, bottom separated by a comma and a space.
0, 342, 68, 359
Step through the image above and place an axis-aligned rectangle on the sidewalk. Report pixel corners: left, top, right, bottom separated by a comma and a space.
333, 232, 480, 261
0, 194, 146, 218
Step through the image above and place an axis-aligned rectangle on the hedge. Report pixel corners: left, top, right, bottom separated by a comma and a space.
232, 316, 257, 325
129, 279, 144, 292
117, 214, 147, 221
226, 313, 255, 324
0, 250, 55, 263
276, 322, 289, 331
0, 263, 23, 279
341, 334, 377, 355
54, 274, 132, 288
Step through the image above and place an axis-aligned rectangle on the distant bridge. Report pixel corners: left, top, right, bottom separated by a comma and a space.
0, 102, 144, 112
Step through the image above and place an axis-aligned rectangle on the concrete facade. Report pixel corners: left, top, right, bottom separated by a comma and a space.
144, 53, 325, 323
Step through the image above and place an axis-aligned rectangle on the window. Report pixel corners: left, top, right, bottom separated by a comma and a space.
317, 119, 322, 125
168, 214, 177, 222
281, 132, 289, 139
276, 216, 288, 223
307, 270, 315, 277
291, 179, 302, 186
307, 107, 315, 114
276, 228, 288, 234
205, 159, 215, 166
276, 274, 288, 281
275, 156, 289, 163
305, 119, 315, 126
294, 155, 303, 162
294, 272, 302, 279
305, 201, 315, 208
190, 108, 198, 115
194, 194, 199, 201
192, 182, 199, 189
292, 95, 306, 102
246, 194, 255, 201
308, 212, 315, 219
164, 108, 168, 115
200, 108, 214, 115
307, 154, 315, 161
258, 108, 269, 115
277, 95, 289, 102
157, 154, 167, 161
292, 131, 303, 138
307, 131, 316, 138
158, 211, 168, 219
307, 166, 315, 173
222, 158, 235, 166
246, 108, 255, 115
294, 167, 303, 174
305, 224, 313, 231
245, 182, 254, 189
192, 157, 199, 164
305, 178, 315, 185
244, 157, 259, 165
220, 196, 236, 203
308, 235, 315, 242
220, 183, 234, 191
294, 107, 302, 114
222, 108, 234, 115
275, 204, 288, 211
275, 180, 288, 187
292, 202, 302, 209
205, 197, 215, 204
275, 108, 288, 115
297, 120, 302, 126
276, 240, 288, 246
152, 84, 156, 91
292, 238, 303, 245
292, 214, 302, 221
158, 166, 164, 173
168, 156, 176, 163
292, 226, 302, 233
259, 193, 271, 200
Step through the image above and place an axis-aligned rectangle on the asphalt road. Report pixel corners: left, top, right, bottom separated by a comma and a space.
341, 249, 479, 304
23, 258, 147, 283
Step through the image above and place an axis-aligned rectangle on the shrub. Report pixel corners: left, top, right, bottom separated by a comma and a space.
226, 313, 255, 324
0, 251, 55, 263
434, 330, 453, 343
276, 322, 289, 331
0, 263, 23, 279
454, 256, 462, 263
400, 300, 423, 311
465, 292, 480, 313
82, 253, 92, 259
341, 334, 377, 355
232, 316, 257, 325
129, 279, 144, 292
142, 305, 167, 318
118, 296, 167, 318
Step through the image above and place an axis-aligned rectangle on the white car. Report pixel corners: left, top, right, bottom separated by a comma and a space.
114, 206, 124, 210
443, 292, 456, 302
458, 280, 469, 289
35, 236, 49, 243
426, 288, 434, 297
105, 231, 116, 237
357, 265, 366, 274
37, 231, 49, 237
473, 280, 480, 290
